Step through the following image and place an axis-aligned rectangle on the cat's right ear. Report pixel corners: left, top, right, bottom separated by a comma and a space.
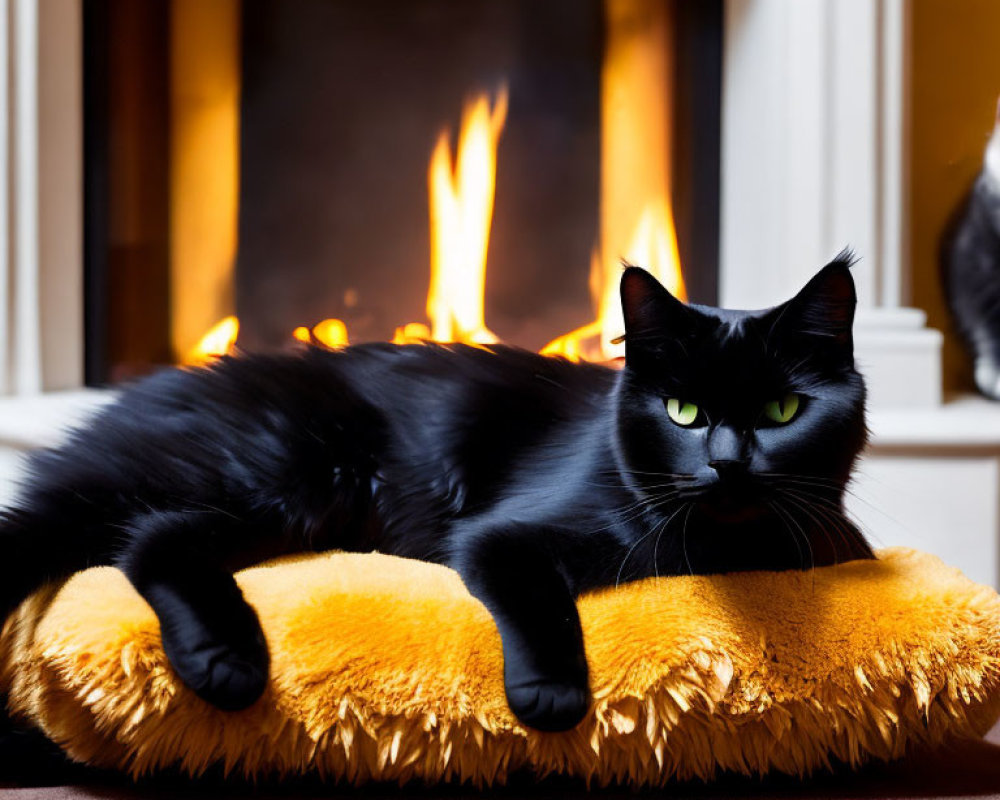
620, 266, 692, 355
777, 254, 857, 347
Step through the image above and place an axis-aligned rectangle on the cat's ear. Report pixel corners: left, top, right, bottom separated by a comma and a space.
620, 265, 693, 354
771, 251, 857, 350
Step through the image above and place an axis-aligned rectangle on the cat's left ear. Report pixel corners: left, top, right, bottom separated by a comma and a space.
620, 265, 694, 357
770, 251, 857, 351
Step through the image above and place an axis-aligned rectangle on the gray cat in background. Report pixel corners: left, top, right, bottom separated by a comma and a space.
943, 99, 1000, 399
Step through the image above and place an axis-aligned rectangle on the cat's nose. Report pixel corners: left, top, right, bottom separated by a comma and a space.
707, 425, 746, 465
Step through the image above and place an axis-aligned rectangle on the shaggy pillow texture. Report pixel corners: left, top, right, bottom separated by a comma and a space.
1, 547, 999, 786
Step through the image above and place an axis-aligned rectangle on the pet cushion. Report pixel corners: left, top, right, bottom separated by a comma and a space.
2, 547, 999, 785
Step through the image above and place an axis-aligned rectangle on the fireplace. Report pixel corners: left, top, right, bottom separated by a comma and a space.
10, 1, 1000, 592
82, 0, 722, 384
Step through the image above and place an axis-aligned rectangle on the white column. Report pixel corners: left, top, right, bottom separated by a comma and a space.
38, 0, 83, 391
12, 0, 41, 394
721, 0, 940, 408
1, 0, 82, 396
878, 0, 907, 308
0, 0, 9, 394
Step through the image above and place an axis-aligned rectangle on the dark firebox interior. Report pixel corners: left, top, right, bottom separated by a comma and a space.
83, 0, 719, 385
237, 0, 602, 351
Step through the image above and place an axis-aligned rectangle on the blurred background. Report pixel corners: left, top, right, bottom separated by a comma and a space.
1, 0, 1000, 585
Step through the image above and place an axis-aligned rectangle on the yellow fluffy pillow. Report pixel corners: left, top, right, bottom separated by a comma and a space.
2, 547, 999, 785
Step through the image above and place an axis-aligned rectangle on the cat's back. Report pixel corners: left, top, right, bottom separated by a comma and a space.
24, 350, 385, 505
321, 342, 619, 454
62, 342, 614, 439
329, 341, 615, 404
49, 343, 615, 472
323, 342, 620, 547
13, 339, 622, 563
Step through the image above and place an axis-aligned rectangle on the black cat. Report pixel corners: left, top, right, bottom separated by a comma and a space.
0, 259, 872, 732
943, 99, 1000, 399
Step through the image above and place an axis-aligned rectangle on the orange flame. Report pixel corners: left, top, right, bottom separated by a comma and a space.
543, 0, 683, 363
392, 322, 432, 345
312, 319, 349, 348
186, 83, 685, 368
185, 315, 239, 364
424, 89, 507, 345
291, 320, 350, 348
600, 198, 686, 359
542, 200, 685, 362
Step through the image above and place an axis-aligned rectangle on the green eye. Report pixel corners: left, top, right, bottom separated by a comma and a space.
666, 398, 700, 426
764, 393, 801, 424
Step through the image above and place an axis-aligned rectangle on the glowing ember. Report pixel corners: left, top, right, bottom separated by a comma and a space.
312, 319, 350, 348
290, 320, 350, 348
392, 322, 432, 345
186, 315, 239, 364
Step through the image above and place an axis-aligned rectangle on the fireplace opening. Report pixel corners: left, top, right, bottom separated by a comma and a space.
83, 0, 721, 385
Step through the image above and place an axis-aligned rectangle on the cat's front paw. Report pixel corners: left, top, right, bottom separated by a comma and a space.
161, 628, 270, 711
505, 678, 589, 732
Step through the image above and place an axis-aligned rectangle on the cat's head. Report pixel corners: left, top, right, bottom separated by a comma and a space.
613, 254, 871, 572
985, 95, 1000, 189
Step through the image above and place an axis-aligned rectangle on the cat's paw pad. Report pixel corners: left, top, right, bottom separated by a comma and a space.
198, 650, 269, 711
165, 639, 269, 711
505, 679, 589, 732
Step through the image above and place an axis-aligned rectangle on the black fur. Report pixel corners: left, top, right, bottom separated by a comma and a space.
0, 261, 872, 732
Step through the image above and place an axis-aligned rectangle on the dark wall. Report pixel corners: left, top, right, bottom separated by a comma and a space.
237, 0, 603, 350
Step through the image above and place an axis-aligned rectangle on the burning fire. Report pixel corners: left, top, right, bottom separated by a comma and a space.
186, 88, 684, 367
424, 89, 507, 345
298, 319, 350, 349
186, 315, 239, 365
188, 89, 508, 362
541, 199, 686, 362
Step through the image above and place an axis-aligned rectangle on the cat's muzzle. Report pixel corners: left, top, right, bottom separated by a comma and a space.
696, 470, 768, 523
